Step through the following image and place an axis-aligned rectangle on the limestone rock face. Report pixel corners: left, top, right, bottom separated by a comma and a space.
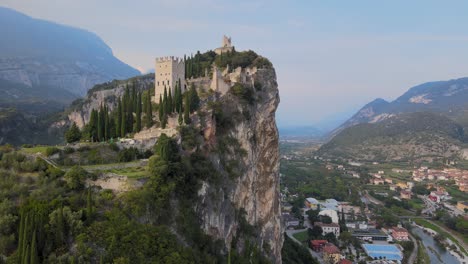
66, 75, 154, 129
198, 67, 283, 263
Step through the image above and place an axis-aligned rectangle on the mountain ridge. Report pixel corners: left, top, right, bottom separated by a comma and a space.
0, 7, 140, 98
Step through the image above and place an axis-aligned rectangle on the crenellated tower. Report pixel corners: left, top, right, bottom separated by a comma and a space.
154, 56, 185, 103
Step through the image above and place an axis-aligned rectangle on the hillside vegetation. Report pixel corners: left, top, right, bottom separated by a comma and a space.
320, 112, 466, 162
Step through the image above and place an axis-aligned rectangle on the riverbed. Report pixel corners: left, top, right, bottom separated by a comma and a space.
411, 226, 461, 264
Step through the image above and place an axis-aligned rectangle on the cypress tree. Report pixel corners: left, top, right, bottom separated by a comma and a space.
120, 99, 126, 137
178, 112, 183, 126
163, 86, 169, 115
30, 230, 38, 264
109, 117, 116, 139
57, 206, 64, 245
184, 94, 191, 124
168, 88, 173, 114
18, 209, 25, 261
89, 109, 98, 142
116, 99, 122, 137
174, 82, 179, 113
104, 105, 109, 140
23, 245, 30, 264
158, 94, 164, 121
189, 83, 200, 112
86, 189, 93, 221
136, 92, 142, 132
21, 214, 29, 264
142, 91, 147, 114
145, 92, 153, 128
97, 105, 103, 141
161, 114, 167, 129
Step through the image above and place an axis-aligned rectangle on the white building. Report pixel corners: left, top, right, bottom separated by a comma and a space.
315, 222, 340, 236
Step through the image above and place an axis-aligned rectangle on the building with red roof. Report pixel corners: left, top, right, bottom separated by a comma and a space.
310, 240, 328, 251
323, 243, 341, 264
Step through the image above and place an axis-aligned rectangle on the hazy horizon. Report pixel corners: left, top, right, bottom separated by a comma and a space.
2, 0, 468, 129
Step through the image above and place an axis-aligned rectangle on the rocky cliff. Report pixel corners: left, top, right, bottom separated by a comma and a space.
197, 67, 282, 263
64, 74, 154, 129
60, 50, 283, 262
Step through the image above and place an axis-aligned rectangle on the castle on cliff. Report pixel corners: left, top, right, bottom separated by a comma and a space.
154, 35, 240, 103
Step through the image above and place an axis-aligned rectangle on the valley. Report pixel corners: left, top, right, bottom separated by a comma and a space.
279, 139, 467, 263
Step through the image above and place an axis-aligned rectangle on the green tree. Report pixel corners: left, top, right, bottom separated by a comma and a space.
158, 94, 164, 122
30, 230, 39, 264
120, 99, 126, 137
89, 109, 98, 142
184, 94, 191, 124
64, 166, 88, 190
189, 83, 200, 112
163, 86, 169, 115
145, 92, 153, 128
86, 188, 93, 221
136, 92, 142, 132
161, 114, 168, 129
116, 99, 122, 137
178, 113, 183, 126
168, 88, 173, 114
65, 122, 81, 143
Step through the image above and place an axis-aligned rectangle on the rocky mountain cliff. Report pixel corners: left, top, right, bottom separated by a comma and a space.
59, 51, 283, 262
0, 7, 139, 101
197, 66, 282, 262
65, 74, 154, 129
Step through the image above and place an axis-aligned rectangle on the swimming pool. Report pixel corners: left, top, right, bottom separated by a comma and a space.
362, 244, 403, 261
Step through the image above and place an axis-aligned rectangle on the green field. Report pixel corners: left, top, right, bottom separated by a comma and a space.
106, 167, 149, 179
20, 146, 51, 155
292, 231, 309, 243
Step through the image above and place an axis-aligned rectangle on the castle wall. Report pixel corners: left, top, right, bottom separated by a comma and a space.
154, 56, 185, 103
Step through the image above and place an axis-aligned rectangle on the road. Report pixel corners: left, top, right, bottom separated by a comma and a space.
285, 229, 323, 262
363, 190, 383, 205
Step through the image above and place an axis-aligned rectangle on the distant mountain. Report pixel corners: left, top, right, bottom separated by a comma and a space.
319, 112, 466, 162
331, 77, 468, 136
320, 77, 468, 162
0, 7, 139, 102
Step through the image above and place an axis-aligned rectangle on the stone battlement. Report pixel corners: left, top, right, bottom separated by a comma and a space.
156, 56, 184, 63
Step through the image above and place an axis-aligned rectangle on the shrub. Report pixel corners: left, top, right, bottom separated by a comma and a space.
109, 143, 120, 152
65, 122, 81, 143
230, 83, 254, 104
46, 147, 60, 157
64, 166, 89, 190
118, 147, 140, 162
64, 147, 75, 154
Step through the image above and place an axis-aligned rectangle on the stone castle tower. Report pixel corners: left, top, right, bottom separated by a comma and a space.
214, 35, 234, 55
154, 56, 185, 103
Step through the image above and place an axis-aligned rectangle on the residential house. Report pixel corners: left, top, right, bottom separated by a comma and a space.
283, 213, 300, 228
316, 222, 340, 236
323, 243, 341, 264
456, 201, 468, 212
310, 240, 328, 251
391, 227, 410, 241
400, 190, 412, 200
305, 197, 320, 209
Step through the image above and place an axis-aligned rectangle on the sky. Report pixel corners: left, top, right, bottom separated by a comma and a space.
2, 0, 468, 129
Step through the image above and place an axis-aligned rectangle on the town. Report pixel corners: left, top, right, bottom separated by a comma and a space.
280, 140, 468, 264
